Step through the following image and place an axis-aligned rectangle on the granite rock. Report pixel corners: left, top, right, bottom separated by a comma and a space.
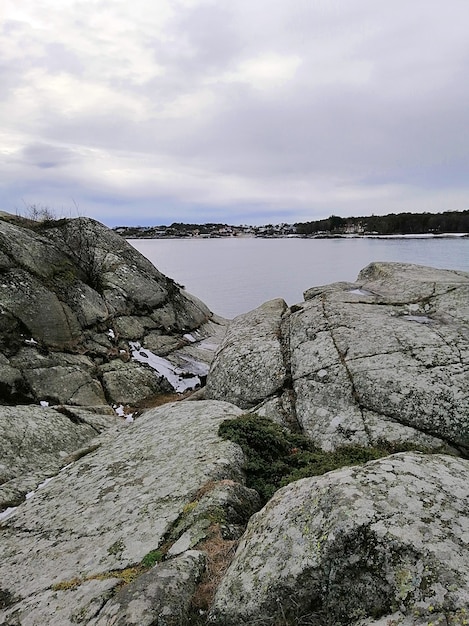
206, 263, 469, 452
0, 400, 248, 625
210, 452, 469, 625
0, 215, 226, 407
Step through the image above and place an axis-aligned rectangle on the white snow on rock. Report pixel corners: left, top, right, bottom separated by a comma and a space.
0, 506, 17, 521
130, 342, 201, 392
113, 404, 134, 422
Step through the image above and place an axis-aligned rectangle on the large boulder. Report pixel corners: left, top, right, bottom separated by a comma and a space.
0, 215, 226, 407
209, 452, 469, 626
205, 298, 289, 409
206, 262, 469, 453
0, 400, 260, 626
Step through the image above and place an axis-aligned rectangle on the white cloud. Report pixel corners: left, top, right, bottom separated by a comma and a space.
1, 0, 469, 224
220, 53, 302, 90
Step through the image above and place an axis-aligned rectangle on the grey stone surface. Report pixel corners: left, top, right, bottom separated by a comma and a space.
206, 263, 469, 452
143, 332, 185, 355
0, 353, 26, 402
293, 262, 469, 450
209, 452, 469, 626
0, 404, 119, 509
9, 349, 107, 406
113, 315, 147, 340
205, 298, 288, 409
0, 268, 82, 347
0, 215, 225, 406
100, 359, 174, 405
89, 551, 206, 626
0, 400, 245, 625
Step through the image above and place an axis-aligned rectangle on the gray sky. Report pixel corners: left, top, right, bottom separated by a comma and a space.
2, 0, 469, 226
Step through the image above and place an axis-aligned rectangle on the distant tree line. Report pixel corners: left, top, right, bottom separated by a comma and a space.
295, 210, 469, 235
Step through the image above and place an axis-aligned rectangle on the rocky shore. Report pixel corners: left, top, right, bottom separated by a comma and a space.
1, 214, 468, 625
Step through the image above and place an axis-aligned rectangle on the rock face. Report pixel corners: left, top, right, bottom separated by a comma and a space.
206, 262, 469, 453
0, 404, 119, 510
0, 400, 260, 626
0, 214, 226, 408
209, 452, 469, 626
205, 298, 289, 409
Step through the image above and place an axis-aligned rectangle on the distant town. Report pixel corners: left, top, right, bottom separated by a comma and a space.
114, 209, 469, 239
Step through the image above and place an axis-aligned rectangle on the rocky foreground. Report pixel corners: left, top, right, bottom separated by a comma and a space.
1, 215, 469, 625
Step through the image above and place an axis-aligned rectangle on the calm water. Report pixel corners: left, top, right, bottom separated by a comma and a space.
130, 237, 469, 318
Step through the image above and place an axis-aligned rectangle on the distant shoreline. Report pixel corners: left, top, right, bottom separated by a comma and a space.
126, 232, 469, 240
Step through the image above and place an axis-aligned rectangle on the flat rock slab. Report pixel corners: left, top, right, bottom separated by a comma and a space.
0, 404, 119, 509
0, 400, 244, 625
209, 452, 469, 626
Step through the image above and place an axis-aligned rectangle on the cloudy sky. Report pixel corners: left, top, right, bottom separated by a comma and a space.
2, 1, 469, 226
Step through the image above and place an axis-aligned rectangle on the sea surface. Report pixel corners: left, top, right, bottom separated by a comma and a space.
130, 236, 469, 319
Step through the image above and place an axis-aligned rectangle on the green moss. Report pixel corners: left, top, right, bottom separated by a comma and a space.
218, 414, 432, 503
140, 549, 164, 568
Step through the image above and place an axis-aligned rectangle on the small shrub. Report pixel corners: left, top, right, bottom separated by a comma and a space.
218, 414, 431, 503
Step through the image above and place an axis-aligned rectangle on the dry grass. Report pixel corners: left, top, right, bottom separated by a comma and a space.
124, 390, 196, 418
51, 563, 151, 592
190, 524, 238, 614
194, 478, 237, 501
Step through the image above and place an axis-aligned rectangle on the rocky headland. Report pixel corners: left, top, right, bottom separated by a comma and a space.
1, 214, 468, 625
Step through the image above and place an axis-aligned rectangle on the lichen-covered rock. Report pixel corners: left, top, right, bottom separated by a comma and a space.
89, 551, 206, 626
209, 452, 469, 626
0, 400, 248, 625
206, 263, 469, 453
292, 262, 469, 451
99, 359, 174, 405
0, 215, 226, 407
0, 404, 119, 509
205, 298, 289, 409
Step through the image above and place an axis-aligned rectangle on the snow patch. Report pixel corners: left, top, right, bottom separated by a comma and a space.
37, 476, 55, 490
40, 400, 49, 407
130, 342, 201, 392
349, 288, 373, 296
0, 507, 17, 521
176, 354, 209, 377
113, 404, 134, 422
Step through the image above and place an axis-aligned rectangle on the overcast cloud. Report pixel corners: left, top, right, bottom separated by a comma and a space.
1, 0, 469, 226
